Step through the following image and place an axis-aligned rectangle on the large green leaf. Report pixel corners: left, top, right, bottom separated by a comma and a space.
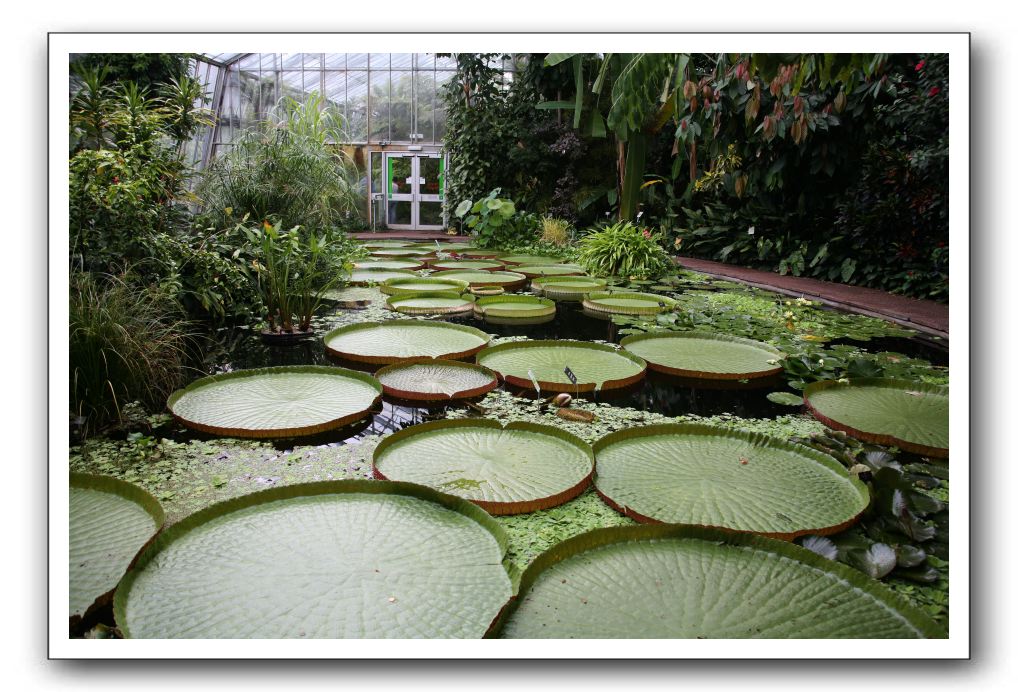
386, 291, 476, 315
353, 259, 425, 271
324, 320, 490, 364
429, 259, 505, 271
114, 481, 512, 638
499, 254, 561, 265
593, 424, 869, 537
369, 248, 435, 258
474, 295, 556, 319
803, 378, 949, 457
531, 276, 608, 300
476, 340, 646, 393
167, 366, 382, 437
360, 240, 412, 249
493, 525, 945, 638
379, 277, 470, 296
620, 331, 785, 380
373, 420, 594, 514
583, 291, 677, 315
70, 474, 164, 622
345, 268, 418, 285
375, 359, 498, 402
513, 264, 586, 278
430, 270, 528, 290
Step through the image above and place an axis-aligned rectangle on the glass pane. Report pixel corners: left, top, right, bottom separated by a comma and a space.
279, 71, 304, 102
235, 54, 261, 70
391, 53, 413, 70
369, 71, 389, 141
389, 71, 413, 142
324, 54, 346, 69
303, 53, 322, 69
387, 201, 412, 227
324, 71, 345, 112
282, 53, 303, 70
419, 201, 444, 227
415, 53, 435, 70
346, 71, 368, 142
387, 156, 413, 196
436, 54, 457, 70
260, 53, 280, 71
414, 72, 435, 143
434, 71, 454, 142
369, 54, 389, 69
370, 151, 384, 196
419, 157, 442, 197
347, 53, 368, 69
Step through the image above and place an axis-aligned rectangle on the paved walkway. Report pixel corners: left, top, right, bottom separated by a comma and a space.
352, 231, 468, 241
676, 256, 949, 339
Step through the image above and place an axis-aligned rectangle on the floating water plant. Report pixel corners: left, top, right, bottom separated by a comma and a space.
167, 365, 383, 438
477, 340, 646, 393
620, 332, 784, 381
492, 525, 945, 638
386, 291, 476, 316
803, 378, 949, 457
352, 258, 426, 271
428, 259, 505, 271
70, 473, 164, 625
114, 481, 512, 638
373, 419, 594, 514
344, 268, 418, 286
324, 320, 491, 364
512, 264, 586, 278
430, 270, 528, 291
473, 295, 556, 320
379, 277, 470, 296
361, 240, 412, 249
499, 254, 562, 266
582, 291, 678, 315
592, 424, 869, 537
369, 248, 435, 258
531, 276, 608, 301
374, 359, 498, 403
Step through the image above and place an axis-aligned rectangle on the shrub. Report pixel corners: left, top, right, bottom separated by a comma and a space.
454, 188, 539, 248
540, 216, 573, 246
576, 222, 674, 280
70, 271, 197, 435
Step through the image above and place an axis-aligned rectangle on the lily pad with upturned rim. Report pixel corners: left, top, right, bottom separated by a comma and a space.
386, 291, 476, 315
531, 276, 608, 300
360, 240, 412, 249
512, 264, 586, 278
374, 359, 498, 402
373, 419, 594, 514
473, 295, 556, 320
324, 320, 491, 364
114, 481, 512, 638
592, 423, 869, 538
460, 249, 504, 259
583, 291, 677, 315
803, 378, 949, 458
353, 258, 426, 271
370, 248, 436, 258
499, 254, 562, 266
379, 277, 471, 296
428, 259, 505, 272
476, 340, 646, 393
70, 473, 164, 624
430, 270, 529, 291
620, 331, 785, 381
344, 268, 418, 286
491, 525, 945, 639
167, 366, 383, 438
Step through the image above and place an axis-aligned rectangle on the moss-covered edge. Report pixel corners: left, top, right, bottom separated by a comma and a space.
113, 479, 510, 638
372, 418, 594, 515
485, 524, 947, 639
590, 423, 870, 539
166, 365, 383, 438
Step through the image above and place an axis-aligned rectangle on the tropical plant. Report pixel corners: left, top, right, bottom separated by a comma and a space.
575, 221, 673, 280
70, 271, 197, 435
197, 92, 365, 234
539, 216, 573, 246
243, 219, 353, 334
454, 188, 538, 248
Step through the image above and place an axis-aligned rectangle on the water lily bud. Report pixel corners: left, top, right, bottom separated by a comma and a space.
553, 393, 572, 407
683, 80, 697, 101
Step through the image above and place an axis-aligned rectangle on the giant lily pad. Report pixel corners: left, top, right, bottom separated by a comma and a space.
583, 291, 677, 315
513, 264, 586, 278
370, 248, 435, 258
803, 378, 949, 457
499, 254, 561, 265
345, 268, 418, 286
460, 249, 504, 259
167, 366, 382, 438
593, 424, 869, 538
473, 295, 556, 320
620, 331, 784, 380
429, 259, 505, 272
114, 481, 512, 638
531, 276, 608, 300
324, 320, 491, 364
431, 270, 528, 291
379, 277, 470, 296
386, 291, 476, 315
353, 258, 425, 271
373, 420, 593, 514
375, 359, 498, 402
70, 473, 164, 624
492, 525, 945, 638
476, 340, 646, 393
361, 240, 411, 249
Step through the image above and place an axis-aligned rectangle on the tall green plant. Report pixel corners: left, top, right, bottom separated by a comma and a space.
575, 222, 673, 280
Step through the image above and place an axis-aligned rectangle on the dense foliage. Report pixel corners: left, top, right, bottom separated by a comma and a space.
575, 222, 673, 280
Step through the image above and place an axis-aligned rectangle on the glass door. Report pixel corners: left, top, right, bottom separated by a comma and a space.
383, 152, 445, 230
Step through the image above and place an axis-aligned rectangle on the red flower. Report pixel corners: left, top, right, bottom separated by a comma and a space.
915, 60, 926, 71
642, 229, 652, 239
928, 86, 940, 97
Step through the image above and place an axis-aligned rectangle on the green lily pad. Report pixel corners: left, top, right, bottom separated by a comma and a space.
428, 259, 505, 271
531, 276, 608, 300
513, 264, 586, 278
386, 291, 476, 315
583, 291, 677, 315
620, 332, 784, 380
114, 481, 512, 638
374, 419, 594, 514
353, 259, 425, 270
430, 270, 529, 290
360, 240, 412, 249
324, 320, 491, 364
374, 359, 498, 402
167, 366, 382, 438
70, 474, 164, 623
499, 254, 561, 265
473, 295, 556, 319
345, 268, 418, 285
379, 277, 471, 296
592, 424, 869, 538
370, 248, 435, 258
493, 525, 946, 638
803, 378, 949, 457
476, 340, 646, 393
767, 392, 805, 406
